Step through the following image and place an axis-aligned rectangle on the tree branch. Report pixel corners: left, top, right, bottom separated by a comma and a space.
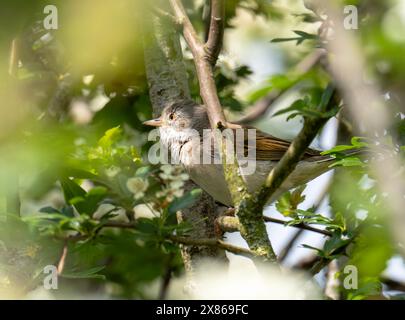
169, 0, 227, 129
229, 84, 336, 262
158, 252, 175, 300
141, 1, 226, 283
204, 0, 225, 66
257, 85, 336, 209
278, 229, 305, 262
216, 215, 332, 237
70, 219, 254, 259
57, 241, 68, 275
169, 0, 277, 262
169, 235, 255, 258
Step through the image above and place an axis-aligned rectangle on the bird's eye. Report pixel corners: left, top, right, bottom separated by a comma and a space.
169, 113, 174, 120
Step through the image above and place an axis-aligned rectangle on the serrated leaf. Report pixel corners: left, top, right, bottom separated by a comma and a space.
98, 126, 122, 150
290, 185, 306, 207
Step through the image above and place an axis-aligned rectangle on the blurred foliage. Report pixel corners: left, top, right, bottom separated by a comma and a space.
0, 0, 404, 299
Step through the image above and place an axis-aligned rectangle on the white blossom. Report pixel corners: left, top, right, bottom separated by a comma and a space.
126, 177, 149, 199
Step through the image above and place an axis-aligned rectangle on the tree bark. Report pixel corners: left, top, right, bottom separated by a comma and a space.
141, 1, 226, 286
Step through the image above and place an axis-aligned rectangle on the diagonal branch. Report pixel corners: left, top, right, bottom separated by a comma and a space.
259, 84, 336, 206
169, 0, 204, 57
141, 2, 226, 284
204, 0, 225, 66
233, 85, 337, 258
170, 0, 276, 262
57, 241, 68, 275
169, 0, 227, 129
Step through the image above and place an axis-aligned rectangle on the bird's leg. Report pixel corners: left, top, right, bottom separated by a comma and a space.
224, 207, 235, 216
214, 220, 224, 238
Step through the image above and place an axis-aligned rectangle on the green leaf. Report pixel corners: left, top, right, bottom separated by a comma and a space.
329, 156, 366, 168
60, 178, 107, 215
323, 234, 351, 257
273, 87, 338, 121
321, 145, 356, 154
168, 189, 202, 215
293, 30, 318, 39
60, 178, 86, 204
321, 136, 368, 155
39, 206, 61, 214
60, 266, 106, 280
275, 185, 306, 217
318, 83, 335, 112
271, 30, 318, 45
273, 99, 307, 118
351, 136, 368, 148
301, 244, 325, 256
98, 126, 122, 150
347, 278, 382, 300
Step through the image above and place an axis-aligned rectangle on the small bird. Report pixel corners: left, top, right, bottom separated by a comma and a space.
144, 100, 339, 206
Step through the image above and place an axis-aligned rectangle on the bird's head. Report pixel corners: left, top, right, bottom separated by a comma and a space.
144, 100, 209, 132
143, 100, 209, 144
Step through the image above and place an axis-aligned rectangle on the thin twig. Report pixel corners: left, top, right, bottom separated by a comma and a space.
169, 235, 255, 258
255, 85, 336, 209
204, 0, 225, 66
278, 229, 305, 262
264, 216, 332, 237
158, 253, 175, 300
104, 215, 332, 237
57, 241, 68, 275
216, 215, 332, 237
64, 220, 254, 258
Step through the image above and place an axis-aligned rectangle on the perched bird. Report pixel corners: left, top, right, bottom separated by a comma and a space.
144, 100, 340, 206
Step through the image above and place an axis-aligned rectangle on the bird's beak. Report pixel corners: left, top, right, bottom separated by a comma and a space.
143, 117, 163, 127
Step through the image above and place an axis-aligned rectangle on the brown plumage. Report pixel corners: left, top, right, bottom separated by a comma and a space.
143, 100, 338, 206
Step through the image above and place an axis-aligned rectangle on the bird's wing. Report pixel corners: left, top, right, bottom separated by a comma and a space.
227, 123, 321, 161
